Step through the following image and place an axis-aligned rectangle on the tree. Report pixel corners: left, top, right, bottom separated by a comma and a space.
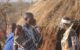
0, 0, 11, 32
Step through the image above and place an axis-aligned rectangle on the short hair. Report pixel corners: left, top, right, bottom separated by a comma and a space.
61, 16, 72, 25
24, 12, 34, 19
16, 25, 22, 31
63, 17, 71, 21
11, 23, 16, 32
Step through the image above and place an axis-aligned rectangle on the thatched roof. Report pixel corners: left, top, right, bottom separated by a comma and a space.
18, 0, 80, 50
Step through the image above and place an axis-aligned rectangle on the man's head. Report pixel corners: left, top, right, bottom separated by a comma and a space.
7, 23, 16, 33
15, 25, 22, 36
60, 17, 72, 29
24, 12, 35, 25
6, 23, 16, 37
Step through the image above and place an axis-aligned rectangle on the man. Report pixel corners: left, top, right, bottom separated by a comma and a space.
15, 12, 42, 50
23, 12, 42, 50
0, 39, 2, 50
56, 17, 71, 50
0, 30, 4, 50
14, 25, 24, 50
4, 23, 16, 50
23, 12, 37, 44
59, 17, 79, 50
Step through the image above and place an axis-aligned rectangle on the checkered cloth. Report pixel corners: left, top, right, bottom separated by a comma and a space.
61, 24, 79, 50
15, 25, 42, 50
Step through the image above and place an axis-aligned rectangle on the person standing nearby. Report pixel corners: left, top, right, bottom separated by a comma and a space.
4, 23, 16, 50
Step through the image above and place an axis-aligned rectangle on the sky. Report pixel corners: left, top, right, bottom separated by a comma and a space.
0, 0, 37, 3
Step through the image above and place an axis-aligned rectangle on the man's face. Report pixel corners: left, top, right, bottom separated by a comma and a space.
15, 28, 19, 36
24, 15, 33, 25
15, 28, 21, 36
6, 25, 12, 34
24, 16, 30, 25
62, 23, 71, 30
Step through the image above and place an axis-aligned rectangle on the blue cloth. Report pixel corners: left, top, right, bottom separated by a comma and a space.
4, 33, 14, 50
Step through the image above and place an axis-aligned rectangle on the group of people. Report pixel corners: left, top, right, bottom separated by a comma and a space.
56, 17, 80, 50
2, 12, 80, 50
4, 12, 42, 50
